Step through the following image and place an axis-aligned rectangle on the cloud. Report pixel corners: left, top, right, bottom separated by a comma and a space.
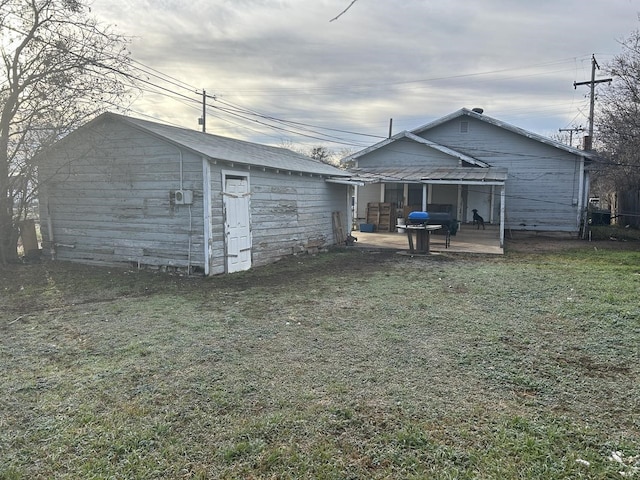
90, 0, 640, 149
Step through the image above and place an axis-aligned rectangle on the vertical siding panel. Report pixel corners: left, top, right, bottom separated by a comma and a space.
207, 165, 226, 275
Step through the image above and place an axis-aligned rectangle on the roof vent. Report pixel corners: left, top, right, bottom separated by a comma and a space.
472, 107, 484, 114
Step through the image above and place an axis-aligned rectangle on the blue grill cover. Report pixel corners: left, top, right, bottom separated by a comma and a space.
407, 211, 429, 224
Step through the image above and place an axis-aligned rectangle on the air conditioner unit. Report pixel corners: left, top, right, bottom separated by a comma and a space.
174, 189, 193, 205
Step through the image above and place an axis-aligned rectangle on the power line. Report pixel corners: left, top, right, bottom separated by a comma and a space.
0, 17, 605, 152
558, 126, 585, 147
128, 58, 198, 93
213, 97, 385, 140
203, 56, 595, 97
208, 99, 380, 146
207, 102, 370, 147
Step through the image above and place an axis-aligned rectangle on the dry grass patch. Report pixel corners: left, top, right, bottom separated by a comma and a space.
1, 246, 639, 479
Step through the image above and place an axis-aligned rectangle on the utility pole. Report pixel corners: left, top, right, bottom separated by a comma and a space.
200, 89, 206, 133
573, 54, 611, 150
198, 91, 217, 133
558, 126, 584, 147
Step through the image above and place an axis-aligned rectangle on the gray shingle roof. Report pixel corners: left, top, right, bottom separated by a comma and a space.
343, 108, 598, 164
411, 108, 598, 160
108, 113, 350, 177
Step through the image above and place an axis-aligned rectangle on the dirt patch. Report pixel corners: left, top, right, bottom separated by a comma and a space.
208, 249, 400, 291
2, 235, 637, 310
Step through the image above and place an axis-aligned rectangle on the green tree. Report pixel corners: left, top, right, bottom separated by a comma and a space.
0, 0, 134, 263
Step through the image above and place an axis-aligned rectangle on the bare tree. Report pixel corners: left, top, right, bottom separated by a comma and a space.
310, 145, 354, 167
0, 0, 135, 263
280, 141, 348, 167
592, 31, 640, 227
309, 146, 332, 163
597, 29, 640, 187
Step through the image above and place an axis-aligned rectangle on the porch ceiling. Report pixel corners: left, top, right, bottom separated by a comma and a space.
349, 166, 508, 185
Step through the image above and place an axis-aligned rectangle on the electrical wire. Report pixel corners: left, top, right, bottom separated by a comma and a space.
197, 56, 595, 97
209, 105, 372, 146
212, 97, 386, 140
0, 19, 619, 158
207, 102, 371, 147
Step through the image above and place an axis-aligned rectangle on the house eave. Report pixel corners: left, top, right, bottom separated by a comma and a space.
421, 179, 505, 186
325, 177, 364, 186
350, 166, 508, 185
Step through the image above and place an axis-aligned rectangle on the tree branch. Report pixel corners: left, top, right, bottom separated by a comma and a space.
330, 0, 358, 22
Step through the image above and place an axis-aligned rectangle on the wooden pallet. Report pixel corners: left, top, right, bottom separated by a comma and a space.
332, 211, 346, 245
366, 202, 395, 232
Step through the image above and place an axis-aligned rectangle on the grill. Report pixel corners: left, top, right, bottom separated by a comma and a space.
407, 211, 430, 225
406, 211, 458, 248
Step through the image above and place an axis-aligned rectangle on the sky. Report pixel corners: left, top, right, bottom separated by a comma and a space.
90, 0, 640, 154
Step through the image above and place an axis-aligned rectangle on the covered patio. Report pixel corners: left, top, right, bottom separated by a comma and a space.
353, 223, 503, 254
351, 166, 509, 249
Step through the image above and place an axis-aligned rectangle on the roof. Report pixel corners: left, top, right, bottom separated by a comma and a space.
343, 108, 599, 164
84, 113, 350, 177
349, 166, 508, 185
411, 108, 599, 160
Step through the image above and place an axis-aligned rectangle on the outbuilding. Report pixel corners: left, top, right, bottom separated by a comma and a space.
38, 113, 353, 274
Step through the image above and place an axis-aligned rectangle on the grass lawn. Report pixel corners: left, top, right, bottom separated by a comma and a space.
1, 242, 639, 479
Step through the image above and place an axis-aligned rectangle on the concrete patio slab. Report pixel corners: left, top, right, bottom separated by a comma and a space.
352, 224, 503, 255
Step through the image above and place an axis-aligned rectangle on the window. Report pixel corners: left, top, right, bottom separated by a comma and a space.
460, 121, 469, 133
408, 184, 423, 206
384, 183, 403, 206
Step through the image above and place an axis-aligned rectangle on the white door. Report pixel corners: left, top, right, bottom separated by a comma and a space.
223, 176, 251, 273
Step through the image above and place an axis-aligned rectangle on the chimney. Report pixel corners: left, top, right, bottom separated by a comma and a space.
471, 107, 484, 114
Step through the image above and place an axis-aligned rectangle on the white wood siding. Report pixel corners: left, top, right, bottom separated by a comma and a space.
466, 185, 493, 222
39, 118, 350, 274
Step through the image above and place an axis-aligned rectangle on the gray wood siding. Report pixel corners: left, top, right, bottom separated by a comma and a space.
418, 117, 584, 231
207, 169, 225, 275
206, 166, 349, 273
251, 172, 348, 267
39, 119, 206, 270
357, 138, 459, 168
